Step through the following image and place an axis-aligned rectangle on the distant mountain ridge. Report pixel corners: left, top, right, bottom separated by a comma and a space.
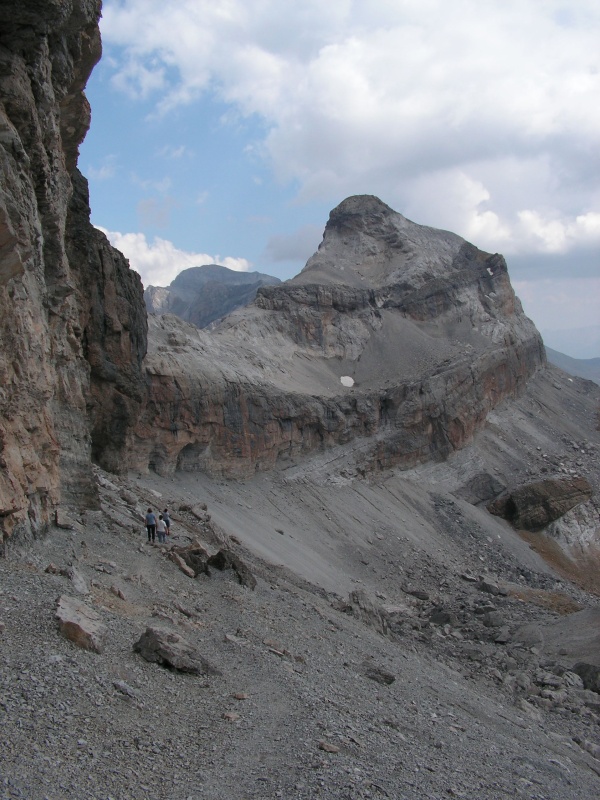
545, 346, 600, 385
144, 264, 281, 329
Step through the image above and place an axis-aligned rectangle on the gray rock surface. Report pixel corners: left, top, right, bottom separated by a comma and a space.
145, 264, 281, 328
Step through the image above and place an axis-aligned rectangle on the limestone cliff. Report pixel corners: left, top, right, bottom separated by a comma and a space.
132, 197, 545, 478
0, 1, 146, 544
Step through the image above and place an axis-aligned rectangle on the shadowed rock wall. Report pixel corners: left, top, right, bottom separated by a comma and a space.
0, 1, 146, 544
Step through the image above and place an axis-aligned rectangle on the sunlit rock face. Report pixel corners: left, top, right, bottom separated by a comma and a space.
0, 1, 146, 543
132, 196, 545, 478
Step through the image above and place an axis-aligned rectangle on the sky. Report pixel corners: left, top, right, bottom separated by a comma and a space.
80, 0, 600, 358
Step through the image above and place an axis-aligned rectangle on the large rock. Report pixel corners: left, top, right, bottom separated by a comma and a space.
130, 196, 544, 479
572, 663, 600, 694
487, 476, 593, 530
207, 549, 257, 589
0, 0, 146, 542
133, 626, 221, 675
56, 594, 106, 653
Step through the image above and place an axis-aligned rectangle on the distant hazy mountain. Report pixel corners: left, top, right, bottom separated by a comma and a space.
545, 346, 600, 385
540, 325, 600, 360
144, 264, 281, 328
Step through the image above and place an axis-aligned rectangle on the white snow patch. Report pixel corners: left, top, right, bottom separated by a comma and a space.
340, 376, 354, 387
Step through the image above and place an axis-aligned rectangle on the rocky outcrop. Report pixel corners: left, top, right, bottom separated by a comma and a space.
488, 476, 593, 531
131, 196, 545, 478
145, 264, 281, 329
0, 1, 146, 544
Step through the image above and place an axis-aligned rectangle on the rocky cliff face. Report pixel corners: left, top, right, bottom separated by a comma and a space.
0, 0, 146, 544
132, 196, 545, 478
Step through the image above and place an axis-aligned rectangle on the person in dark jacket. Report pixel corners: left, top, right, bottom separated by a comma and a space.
145, 508, 156, 543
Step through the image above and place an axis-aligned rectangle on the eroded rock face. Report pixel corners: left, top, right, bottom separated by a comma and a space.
0, 1, 146, 543
132, 196, 545, 478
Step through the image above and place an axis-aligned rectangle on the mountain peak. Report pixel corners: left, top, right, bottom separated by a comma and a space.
294, 194, 469, 290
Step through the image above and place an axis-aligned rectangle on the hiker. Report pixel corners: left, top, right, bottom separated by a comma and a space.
163, 508, 171, 536
156, 514, 167, 544
145, 508, 156, 543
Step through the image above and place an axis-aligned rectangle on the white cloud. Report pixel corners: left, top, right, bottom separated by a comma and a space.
100, 0, 600, 261
96, 227, 251, 287
131, 174, 172, 193
88, 155, 117, 181
156, 144, 190, 159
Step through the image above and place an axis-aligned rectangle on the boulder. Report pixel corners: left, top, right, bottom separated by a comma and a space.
335, 590, 392, 637
572, 663, 600, 694
171, 543, 210, 577
133, 626, 221, 675
56, 595, 106, 654
487, 476, 593, 531
207, 549, 257, 589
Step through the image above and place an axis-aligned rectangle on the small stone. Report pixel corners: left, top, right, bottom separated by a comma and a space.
222, 712, 240, 722
364, 666, 395, 685
61, 566, 90, 595
482, 611, 504, 628
494, 626, 511, 644
232, 692, 248, 700
318, 741, 340, 753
